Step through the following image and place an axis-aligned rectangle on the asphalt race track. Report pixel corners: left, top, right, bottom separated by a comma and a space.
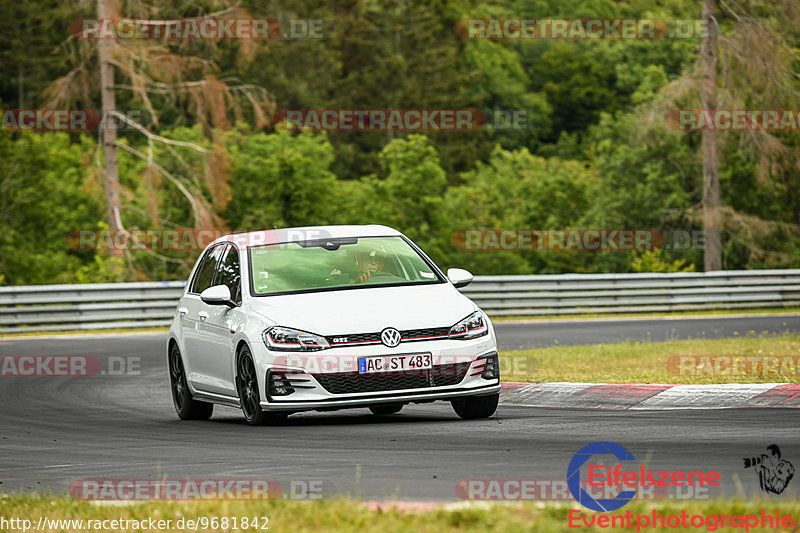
1, 316, 799, 501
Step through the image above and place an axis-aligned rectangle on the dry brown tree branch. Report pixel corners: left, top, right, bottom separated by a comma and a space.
114, 141, 218, 229
108, 110, 208, 152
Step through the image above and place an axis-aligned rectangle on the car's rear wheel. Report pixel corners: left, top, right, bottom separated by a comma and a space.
169, 344, 213, 420
369, 403, 403, 415
451, 393, 499, 419
236, 348, 288, 426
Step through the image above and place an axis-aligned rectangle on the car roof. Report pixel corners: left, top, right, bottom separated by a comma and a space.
213, 224, 404, 250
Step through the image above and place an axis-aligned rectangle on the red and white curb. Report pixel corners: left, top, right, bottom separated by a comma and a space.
499, 382, 800, 409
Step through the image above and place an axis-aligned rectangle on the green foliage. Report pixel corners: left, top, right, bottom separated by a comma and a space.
225, 129, 337, 230
328, 135, 450, 261
371, 135, 448, 252
0, 131, 102, 285
441, 147, 600, 273
460, 39, 552, 151
75, 255, 128, 283
631, 249, 695, 273
0, 0, 798, 284
532, 41, 627, 140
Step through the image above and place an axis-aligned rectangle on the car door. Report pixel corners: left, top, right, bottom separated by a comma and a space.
190, 243, 243, 396
181, 243, 225, 392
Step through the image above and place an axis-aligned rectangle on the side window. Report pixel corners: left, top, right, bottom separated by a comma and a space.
190, 245, 224, 294
216, 245, 242, 304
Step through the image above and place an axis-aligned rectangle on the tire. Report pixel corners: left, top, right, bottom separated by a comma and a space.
451, 393, 499, 419
236, 348, 288, 426
169, 344, 213, 421
369, 403, 403, 415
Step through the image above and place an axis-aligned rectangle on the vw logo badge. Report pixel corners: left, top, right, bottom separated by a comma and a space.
380, 328, 402, 348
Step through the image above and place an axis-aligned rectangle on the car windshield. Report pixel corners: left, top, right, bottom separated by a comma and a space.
248, 236, 443, 295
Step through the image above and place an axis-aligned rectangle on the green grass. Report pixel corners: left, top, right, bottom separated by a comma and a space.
500, 335, 800, 384
0, 495, 798, 532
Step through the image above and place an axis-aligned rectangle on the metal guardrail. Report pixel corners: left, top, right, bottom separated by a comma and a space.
1, 270, 799, 333
460, 269, 800, 316
0, 281, 186, 333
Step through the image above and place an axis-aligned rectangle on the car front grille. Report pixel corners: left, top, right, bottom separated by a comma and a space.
326, 332, 381, 344
325, 327, 451, 347
312, 362, 471, 394
401, 327, 451, 340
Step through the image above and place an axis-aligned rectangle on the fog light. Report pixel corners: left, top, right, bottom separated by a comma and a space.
478, 353, 499, 380
268, 371, 295, 396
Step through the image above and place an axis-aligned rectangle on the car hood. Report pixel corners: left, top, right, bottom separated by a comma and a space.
246, 283, 477, 334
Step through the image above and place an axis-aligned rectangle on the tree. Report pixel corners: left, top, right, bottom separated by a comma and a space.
97, 0, 123, 261
45, 0, 275, 279
0, 131, 102, 284
441, 147, 600, 274
701, 0, 721, 271
225, 129, 337, 230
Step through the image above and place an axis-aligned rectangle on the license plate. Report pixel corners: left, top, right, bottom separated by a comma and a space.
358, 353, 432, 374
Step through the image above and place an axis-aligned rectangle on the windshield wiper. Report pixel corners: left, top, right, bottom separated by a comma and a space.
296, 237, 358, 250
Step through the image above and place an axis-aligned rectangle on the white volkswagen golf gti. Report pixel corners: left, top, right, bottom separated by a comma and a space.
167, 225, 500, 425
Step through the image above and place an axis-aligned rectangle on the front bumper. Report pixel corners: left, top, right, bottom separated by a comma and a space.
257, 337, 500, 412
259, 381, 500, 411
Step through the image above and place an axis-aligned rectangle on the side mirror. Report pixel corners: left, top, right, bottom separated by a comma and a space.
200, 285, 236, 308
447, 268, 473, 289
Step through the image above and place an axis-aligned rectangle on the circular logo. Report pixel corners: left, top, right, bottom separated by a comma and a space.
567, 441, 637, 512
380, 328, 402, 348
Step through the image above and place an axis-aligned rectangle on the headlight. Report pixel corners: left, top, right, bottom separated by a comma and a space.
263, 326, 330, 351
448, 311, 488, 339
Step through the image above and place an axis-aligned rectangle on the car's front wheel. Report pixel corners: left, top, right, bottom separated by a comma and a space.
236, 347, 288, 426
451, 393, 499, 419
169, 344, 213, 421
369, 403, 403, 415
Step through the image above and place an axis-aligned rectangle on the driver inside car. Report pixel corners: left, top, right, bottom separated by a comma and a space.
356, 249, 383, 283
